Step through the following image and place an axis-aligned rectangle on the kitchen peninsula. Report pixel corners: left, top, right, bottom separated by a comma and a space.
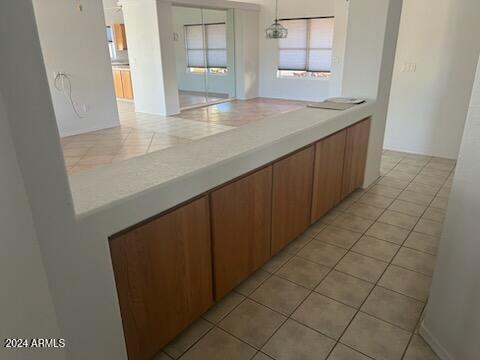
69, 100, 376, 360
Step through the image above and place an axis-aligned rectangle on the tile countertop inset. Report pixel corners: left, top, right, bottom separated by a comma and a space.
69, 100, 377, 225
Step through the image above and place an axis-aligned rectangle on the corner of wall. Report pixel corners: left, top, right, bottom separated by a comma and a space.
419, 322, 455, 360
32, 0, 120, 137
235, 9, 260, 100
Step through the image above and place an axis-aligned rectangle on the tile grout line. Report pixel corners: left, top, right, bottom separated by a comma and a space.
257, 183, 393, 359
323, 184, 408, 358
268, 156, 447, 346
374, 153, 454, 360
324, 154, 449, 359
398, 159, 455, 360
166, 153, 454, 360
252, 232, 361, 359
399, 301, 429, 360
221, 219, 369, 359
246, 223, 341, 358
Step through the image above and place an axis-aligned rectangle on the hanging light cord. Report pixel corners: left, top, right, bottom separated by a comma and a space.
275, 0, 279, 21
53, 72, 85, 119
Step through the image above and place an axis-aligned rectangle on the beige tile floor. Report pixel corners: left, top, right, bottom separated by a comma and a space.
61, 99, 306, 174
154, 150, 454, 360
174, 98, 307, 127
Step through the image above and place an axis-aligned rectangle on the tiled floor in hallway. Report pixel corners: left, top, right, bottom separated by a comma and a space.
61, 99, 306, 174
155, 150, 454, 360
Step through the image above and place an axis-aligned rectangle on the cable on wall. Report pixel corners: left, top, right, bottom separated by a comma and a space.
53, 72, 85, 119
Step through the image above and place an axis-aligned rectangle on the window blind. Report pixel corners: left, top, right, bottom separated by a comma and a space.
185, 23, 227, 69
186, 25, 205, 67
206, 23, 227, 68
308, 18, 334, 71
278, 20, 308, 70
278, 17, 334, 72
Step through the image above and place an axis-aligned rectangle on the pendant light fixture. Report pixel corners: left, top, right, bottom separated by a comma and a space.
265, 0, 288, 39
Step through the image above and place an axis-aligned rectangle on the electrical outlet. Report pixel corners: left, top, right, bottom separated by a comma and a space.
402, 62, 417, 73
53, 71, 67, 79
73, 102, 90, 113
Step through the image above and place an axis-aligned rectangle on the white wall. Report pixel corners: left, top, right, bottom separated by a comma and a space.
342, 0, 403, 187
125, 0, 258, 111
235, 8, 260, 99
421, 55, 480, 360
342, 0, 388, 99
122, 0, 180, 115
173, 7, 236, 97
256, 0, 335, 101
328, 0, 349, 97
0, 2, 405, 360
1, 1, 127, 358
33, 0, 120, 137
384, 0, 480, 159
0, 94, 64, 360
103, 0, 124, 24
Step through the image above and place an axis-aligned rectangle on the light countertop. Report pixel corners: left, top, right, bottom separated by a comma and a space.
69, 100, 377, 231
111, 63, 130, 70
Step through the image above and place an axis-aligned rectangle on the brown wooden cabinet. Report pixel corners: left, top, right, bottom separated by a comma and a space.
342, 118, 371, 199
121, 70, 133, 100
113, 69, 133, 100
109, 118, 372, 359
113, 23, 128, 50
271, 147, 314, 254
311, 130, 347, 223
109, 197, 213, 360
211, 166, 272, 300
112, 70, 124, 98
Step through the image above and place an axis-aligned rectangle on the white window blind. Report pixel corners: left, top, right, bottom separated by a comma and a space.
185, 23, 227, 69
278, 17, 334, 73
186, 25, 206, 67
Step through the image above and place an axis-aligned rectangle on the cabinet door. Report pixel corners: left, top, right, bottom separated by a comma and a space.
114, 23, 127, 50
342, 118, 371, 199
112, 70, 124, 98
110, 197, 213, 360
311, 130, 347, 223
121, 70, 133, 100
271, 147, 314, 254
211, 166, 272, 300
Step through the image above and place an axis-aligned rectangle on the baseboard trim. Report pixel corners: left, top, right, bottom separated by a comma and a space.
419, 322, 454, 360
383, 146, 458, 161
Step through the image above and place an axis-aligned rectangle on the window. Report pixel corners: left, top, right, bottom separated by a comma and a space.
106, 26, 116, 60
278, 17, 334, 78
185, 23, 228, 74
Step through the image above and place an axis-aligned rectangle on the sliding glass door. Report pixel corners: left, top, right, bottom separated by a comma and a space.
172, 6, 236, 109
